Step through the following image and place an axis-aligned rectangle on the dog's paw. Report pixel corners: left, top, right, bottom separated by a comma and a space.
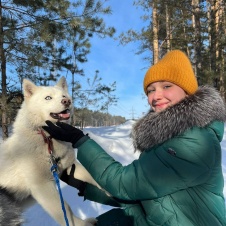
84, 217, 98, 225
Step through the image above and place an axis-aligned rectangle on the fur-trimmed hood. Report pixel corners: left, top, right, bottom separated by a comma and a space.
132, 86, 226, 152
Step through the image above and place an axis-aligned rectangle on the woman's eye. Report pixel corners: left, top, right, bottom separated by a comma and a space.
147, 89, 155, 94
45, 96, 52, 100
163, 85, 171, 89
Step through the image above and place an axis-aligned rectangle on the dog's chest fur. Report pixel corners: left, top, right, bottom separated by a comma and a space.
0, 128, 75, 198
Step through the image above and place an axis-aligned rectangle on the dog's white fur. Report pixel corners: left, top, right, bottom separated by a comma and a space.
0, 77, 98, 226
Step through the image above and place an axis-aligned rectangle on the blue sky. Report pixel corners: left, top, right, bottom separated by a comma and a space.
76, 0, 151, 120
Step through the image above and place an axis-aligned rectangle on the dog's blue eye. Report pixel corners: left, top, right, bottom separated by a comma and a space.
45, 96, 52, 100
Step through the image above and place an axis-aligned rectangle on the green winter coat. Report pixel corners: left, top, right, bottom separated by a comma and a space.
76, 86, 226, 226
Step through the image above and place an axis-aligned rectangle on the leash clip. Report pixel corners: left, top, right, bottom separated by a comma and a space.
49, 154, 59, 173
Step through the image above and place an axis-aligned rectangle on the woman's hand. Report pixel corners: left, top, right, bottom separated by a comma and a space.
42, 121, 85, 145
61, 164, 87, 196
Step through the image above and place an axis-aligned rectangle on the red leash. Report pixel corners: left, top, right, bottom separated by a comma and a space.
38, 129, 54, 154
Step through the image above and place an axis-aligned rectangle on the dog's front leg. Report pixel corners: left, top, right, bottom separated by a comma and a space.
72, 160, 100, 188
29, 181, 96, 226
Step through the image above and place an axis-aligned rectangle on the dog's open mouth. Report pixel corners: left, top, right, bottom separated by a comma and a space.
50, 109, 70, 121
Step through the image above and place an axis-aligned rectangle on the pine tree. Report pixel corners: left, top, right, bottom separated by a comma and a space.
119, 0, 226, 97
0, 0, 115, 138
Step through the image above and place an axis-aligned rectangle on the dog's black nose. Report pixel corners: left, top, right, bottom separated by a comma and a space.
61, 98, 71, 107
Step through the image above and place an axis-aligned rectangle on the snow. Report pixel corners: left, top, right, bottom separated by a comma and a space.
19, 120, 226, 225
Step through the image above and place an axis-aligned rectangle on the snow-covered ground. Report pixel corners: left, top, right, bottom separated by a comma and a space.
19, 120, 226, 225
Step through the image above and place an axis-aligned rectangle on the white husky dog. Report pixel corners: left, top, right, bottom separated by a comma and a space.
0, 77, 98, 226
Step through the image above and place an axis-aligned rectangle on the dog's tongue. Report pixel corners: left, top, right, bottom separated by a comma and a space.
59, 112, 70, 119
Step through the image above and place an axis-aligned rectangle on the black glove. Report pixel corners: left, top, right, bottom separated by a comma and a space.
42, 121, 85, 146
61, 164, 87, 196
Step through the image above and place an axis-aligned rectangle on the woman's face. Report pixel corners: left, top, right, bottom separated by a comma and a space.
147, 81, 187, 112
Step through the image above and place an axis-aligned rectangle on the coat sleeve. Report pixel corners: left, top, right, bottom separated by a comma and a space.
77, 126, 219, 201
84, 184, 139, 207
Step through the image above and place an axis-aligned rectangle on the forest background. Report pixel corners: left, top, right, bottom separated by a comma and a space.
0, 0, 225, 139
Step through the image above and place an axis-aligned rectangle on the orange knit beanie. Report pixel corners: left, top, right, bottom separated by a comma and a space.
143, 50, 198, 95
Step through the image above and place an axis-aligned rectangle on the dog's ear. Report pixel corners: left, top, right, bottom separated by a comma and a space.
56, 77, 68, 92
23, 79, 37, 99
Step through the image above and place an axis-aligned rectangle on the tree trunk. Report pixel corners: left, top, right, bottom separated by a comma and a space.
208, 0, 225, 97
216, 0, 225, 99
223, 0, 226, 100
192, 0, 202, 82
207, 0, 212, 77
71, 71, 75, 126
0, 0, 8, 139
152, 0, 159, 64
208, 0, 217, 85
180, 9, 190, 56
165, 4, 171, 52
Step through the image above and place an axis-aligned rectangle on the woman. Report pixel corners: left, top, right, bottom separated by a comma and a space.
43, 50, 226, 226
